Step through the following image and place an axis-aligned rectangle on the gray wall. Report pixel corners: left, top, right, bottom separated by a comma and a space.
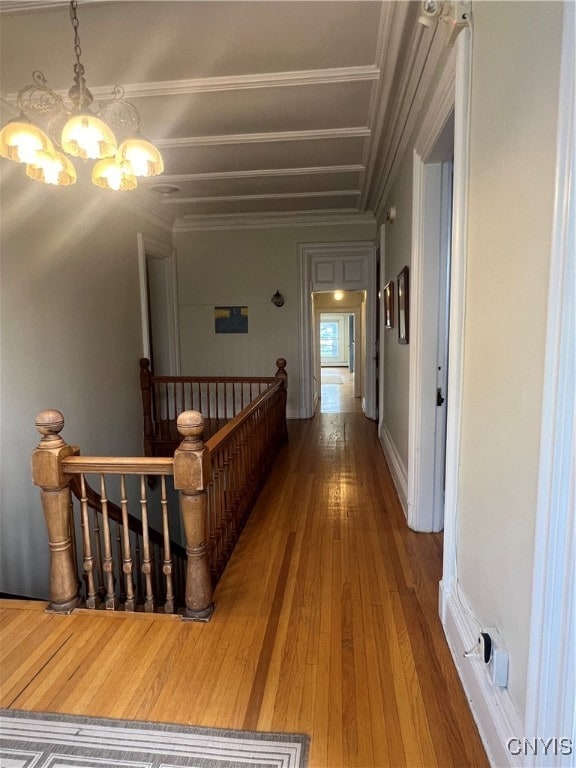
0, 166, 173, 598
174, 224, 376, 418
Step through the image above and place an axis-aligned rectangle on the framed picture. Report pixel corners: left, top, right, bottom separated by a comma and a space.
384, 280, 394, 329
214, 306, 248, 333
397, 267, 409, 344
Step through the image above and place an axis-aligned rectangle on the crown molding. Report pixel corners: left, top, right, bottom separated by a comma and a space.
102, 66, 380, 99
161, 190, 360, 205
4, 66, 379, 103
145, 165, 364, 184
173, 209, 376, 232
373, 24, 454, 219
153, 127, 370, 150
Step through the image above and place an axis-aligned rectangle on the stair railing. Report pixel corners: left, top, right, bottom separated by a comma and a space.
31, 359, 288, 618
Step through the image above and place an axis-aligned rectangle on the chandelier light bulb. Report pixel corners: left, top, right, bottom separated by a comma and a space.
116, 137, 164, 178
334, 290, 345, 301
0, 2, 163, 191
26, 149, 77, 186
0, 120, 55, 165
61, 113, 117, 160
92, 157, 137, 191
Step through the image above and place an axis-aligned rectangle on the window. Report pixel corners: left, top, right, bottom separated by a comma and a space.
320, 321, 340, 359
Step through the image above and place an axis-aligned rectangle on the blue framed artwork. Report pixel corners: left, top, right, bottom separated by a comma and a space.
215, 306, 248, 333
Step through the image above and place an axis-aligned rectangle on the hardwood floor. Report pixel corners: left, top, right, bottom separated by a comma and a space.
0, 412, 488, 767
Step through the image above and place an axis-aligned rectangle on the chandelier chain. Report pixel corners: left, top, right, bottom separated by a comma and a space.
70, 1, 84, 78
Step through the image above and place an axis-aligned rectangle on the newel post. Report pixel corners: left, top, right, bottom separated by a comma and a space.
173, 411, 215, 621
275, 357, 288, 391
275, 358, 288, 442
31, 410, 80, 613
140, 358, 154, 457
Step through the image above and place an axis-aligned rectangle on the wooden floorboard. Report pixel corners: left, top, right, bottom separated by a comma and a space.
0, 410, 488, 767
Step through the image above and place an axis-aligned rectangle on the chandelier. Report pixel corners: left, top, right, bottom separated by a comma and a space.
0, 0, 163, 191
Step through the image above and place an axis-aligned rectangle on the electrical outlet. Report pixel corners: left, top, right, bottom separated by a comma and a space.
485, 627, 509, 688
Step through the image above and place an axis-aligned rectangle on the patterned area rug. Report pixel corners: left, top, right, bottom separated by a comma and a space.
0, 709, 309, 768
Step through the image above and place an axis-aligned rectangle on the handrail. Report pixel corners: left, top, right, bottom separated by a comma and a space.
140, 357, 287, 456
205, 379, 282, 453
32, 359, 288, 618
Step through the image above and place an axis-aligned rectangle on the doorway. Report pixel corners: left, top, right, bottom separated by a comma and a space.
316, 299, 364, 413
407, 114, 454, 533
298, 241, 377, 419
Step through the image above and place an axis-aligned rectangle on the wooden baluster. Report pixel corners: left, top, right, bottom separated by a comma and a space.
160, 476, 175, 613
139, 475, 155, 612
115, 522, 125, 603
174, 411, 214, 621
79, 475, 98, 608
91, 506, 105, 603
119, 475, 135, 611
99, 475, 118, 610
134, 534, 143, 605
140, 358, 154, 456
32, 410, 80, 613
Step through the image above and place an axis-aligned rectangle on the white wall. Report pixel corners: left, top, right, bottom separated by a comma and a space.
457, 0, 563, 719
380, 148, 414, 469
0, 165, 173, 598
174, 224, 376, 418
378, 0, 564, 732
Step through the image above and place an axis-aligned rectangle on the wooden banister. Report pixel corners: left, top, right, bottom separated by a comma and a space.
174, 411, 214, 621
31, 410, 80, 614
33, 359, 287, 618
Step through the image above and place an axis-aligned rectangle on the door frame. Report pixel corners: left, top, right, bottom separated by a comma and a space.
408, 43, 462, 534
137, 233, 181, 375
298, 241, 377, 419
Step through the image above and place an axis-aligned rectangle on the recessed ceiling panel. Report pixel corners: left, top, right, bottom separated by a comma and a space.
0, 2, 383, 89
134, 81, 373, 140
160, 137, 367, 175
146, 171, 362, 199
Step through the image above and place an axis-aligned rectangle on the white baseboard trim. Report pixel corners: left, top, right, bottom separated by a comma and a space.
378, 423, 408, 516
439, 581, 525, 768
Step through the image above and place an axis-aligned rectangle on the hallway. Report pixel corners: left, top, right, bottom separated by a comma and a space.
320, 367, 361, 414
0, 411, 487, 767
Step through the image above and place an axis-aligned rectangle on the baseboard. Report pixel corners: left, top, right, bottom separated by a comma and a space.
378, 423, 408, 516
439, 581, 525, 768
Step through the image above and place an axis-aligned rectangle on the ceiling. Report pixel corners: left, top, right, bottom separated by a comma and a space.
0, 1, 451, 231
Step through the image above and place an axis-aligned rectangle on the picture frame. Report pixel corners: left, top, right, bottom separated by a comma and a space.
397, 266, 409, 344
384, 280, 394, 329
214, 306, 248, 334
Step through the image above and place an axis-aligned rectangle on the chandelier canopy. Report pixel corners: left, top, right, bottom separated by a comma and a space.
0, 0, 163, 190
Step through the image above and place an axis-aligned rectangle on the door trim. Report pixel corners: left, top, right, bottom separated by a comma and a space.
298, 241, 377, 419
407, 42, 460, 533
137, 233, 181, 375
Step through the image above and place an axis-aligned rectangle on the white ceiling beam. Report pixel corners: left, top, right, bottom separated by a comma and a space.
153, 128, 370, 149
147, 165, 364, 184
160, 190, 361, 205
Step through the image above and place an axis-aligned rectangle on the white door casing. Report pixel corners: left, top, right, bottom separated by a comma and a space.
137, 233, 181, 375
298, 241, 377, 419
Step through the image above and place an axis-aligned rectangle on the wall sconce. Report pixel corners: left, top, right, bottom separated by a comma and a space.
271, 290, 285, 307
385, 206, 397, 223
